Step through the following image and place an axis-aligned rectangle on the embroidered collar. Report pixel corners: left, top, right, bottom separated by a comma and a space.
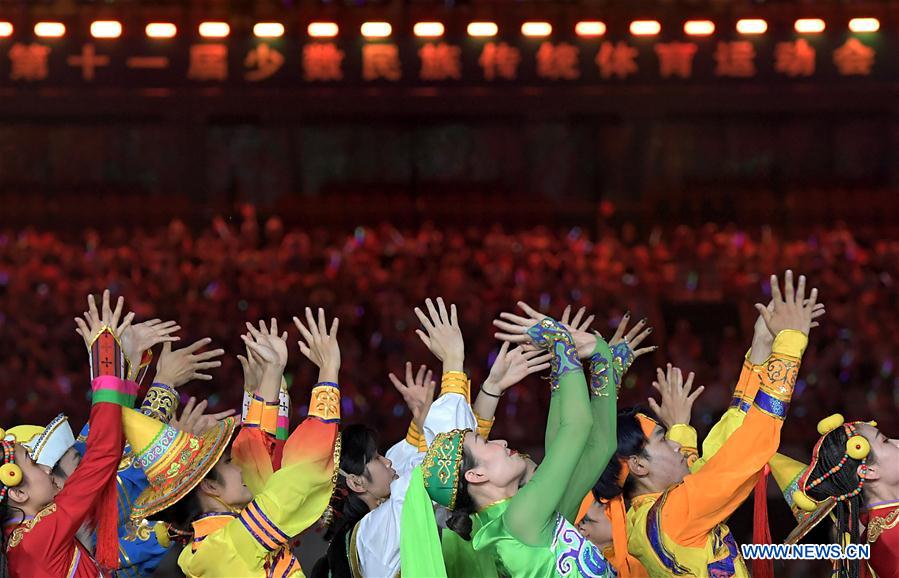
477, 497, 511, 514
630, 492, 663, 509
192, 511, 238, 549
866, 499, 899, 512
6, 504, 57, 550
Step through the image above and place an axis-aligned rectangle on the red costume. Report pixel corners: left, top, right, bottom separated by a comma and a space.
4, 329, 135, 577
862, 501, 899, 578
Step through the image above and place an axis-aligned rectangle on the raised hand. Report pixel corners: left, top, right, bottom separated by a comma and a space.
559, 305, 600, 359
237, 341, 263, 393
240, 332, 280, 369
293, 307, 340, 383
154, 338, 224, 388
414, 297, 464, 372
74, 290, 130, 347
754, 271, 818, 336
494, 301, 593, 356
647, 364, 705, 429
608, 313, 656, 359
388, 362, 436, 431
240, 325, 286, 403
121, 319, 181, 373
244, 318, 289, 372
170, 396, 236, 436
482, 342, 552, 396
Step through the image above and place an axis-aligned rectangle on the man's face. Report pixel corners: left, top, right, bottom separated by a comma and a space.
639, 425, 690, 489
51, 447, 81, 489
578, 501, 612, 547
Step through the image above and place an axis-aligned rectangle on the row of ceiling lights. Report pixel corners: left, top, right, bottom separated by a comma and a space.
2, 17, 881, 40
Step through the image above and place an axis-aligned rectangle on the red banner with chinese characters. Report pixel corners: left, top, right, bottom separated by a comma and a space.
0, 19, 887, 88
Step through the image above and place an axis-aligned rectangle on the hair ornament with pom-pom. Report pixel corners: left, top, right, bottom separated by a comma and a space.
793, 415, 872, 512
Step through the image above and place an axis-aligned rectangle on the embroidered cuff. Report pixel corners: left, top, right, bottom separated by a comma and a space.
440, 371, 470, 403
610, 341, 635, 387
753, 387, 791, 421
92, 376, 139, 407
141, 382, 179, 422
89, 328, 126, 380
276, 387, 291, 441
758, 352, 801, 401
406, 420, 422, 447
771, 329, 808, 359
729, 397, 752, 413
526, 318, 581, 391
308, 382, 340, 423
244, 394, 280, 436
588, 335, 613, 397
239, 500, 289, 552
476, 414, 495, 439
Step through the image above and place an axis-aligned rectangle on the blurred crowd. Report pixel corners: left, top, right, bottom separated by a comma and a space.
1, 213, 897, 462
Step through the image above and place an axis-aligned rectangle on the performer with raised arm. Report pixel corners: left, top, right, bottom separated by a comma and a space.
402, 304, 629, 578
312, 297, 477, 578
3, 291, 139, 576
592, 271, 815, 578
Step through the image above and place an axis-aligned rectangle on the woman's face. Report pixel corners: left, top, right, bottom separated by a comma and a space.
463, 432, 528, 489
364, 454, 397, 502
12, 444, 58, 510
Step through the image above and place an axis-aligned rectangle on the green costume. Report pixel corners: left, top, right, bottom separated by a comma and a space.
401, 318, 619, 578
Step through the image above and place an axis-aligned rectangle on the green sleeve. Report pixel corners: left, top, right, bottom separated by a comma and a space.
558, 337, 618, 523
505, 319, 592, 547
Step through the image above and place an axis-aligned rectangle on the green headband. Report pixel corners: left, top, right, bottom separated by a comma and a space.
423, 428, 470, 509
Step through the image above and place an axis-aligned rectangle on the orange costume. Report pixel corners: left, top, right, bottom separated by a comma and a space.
626, 330, 807, 578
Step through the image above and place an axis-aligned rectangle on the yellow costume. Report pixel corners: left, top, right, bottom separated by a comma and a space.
626, 330, 807, 577
175, 382, 340, 577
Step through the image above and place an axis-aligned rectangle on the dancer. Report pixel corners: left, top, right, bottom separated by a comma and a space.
403, 305, 629, 578
142, 312, 340, 577
788, 412, 899, 578
593, 271, 814, 577
3, 291, 138, 576
312, 298, 477, 578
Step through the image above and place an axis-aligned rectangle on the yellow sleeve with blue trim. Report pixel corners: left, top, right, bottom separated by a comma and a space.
665, 359, 755, 472
181, 385, 340, 576
659, 329, 807, 547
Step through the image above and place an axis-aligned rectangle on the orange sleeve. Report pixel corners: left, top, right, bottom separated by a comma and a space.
729, 358, 753, 411
660, 330, 806, 547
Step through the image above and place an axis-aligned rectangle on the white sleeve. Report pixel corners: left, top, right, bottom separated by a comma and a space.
356, 392, 476, 577
422, 391, 477, 446
384, 438, 421, 479
356, 452, 425, 578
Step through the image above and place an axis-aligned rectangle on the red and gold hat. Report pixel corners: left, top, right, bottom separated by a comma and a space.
122, 408, 237, 520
